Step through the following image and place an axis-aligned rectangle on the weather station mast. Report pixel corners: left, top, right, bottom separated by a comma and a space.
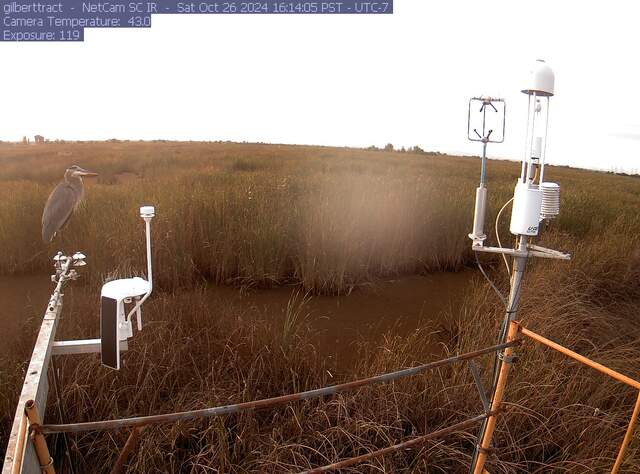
466, 60, 571, 474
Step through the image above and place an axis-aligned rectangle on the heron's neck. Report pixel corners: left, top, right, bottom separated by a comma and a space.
65, 174, 82, 186
65, 175, 84, 200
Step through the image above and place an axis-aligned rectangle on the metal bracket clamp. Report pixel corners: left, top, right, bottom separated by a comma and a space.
498, 352, 518, 364
475, 445, 496, 456
39, 456, 54, 470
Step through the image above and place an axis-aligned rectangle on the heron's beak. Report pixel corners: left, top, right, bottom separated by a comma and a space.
77, 168, 98, 177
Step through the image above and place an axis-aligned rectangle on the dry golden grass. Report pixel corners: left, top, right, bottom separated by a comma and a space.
0, 141, 479, 293
1, 141, 640, 472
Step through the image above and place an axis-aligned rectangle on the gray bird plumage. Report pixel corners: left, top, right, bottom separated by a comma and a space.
42, 165, 98, 243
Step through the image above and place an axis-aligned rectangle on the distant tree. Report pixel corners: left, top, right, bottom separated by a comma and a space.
366, 145, 379, 151
400, 146, 406, 153
410, 145, 425, 154
384, 143, 394, 152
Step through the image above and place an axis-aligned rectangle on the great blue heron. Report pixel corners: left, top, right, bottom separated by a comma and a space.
42, 165, 98, 243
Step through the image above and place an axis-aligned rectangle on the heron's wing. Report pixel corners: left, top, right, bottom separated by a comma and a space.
42, 183, 77, 243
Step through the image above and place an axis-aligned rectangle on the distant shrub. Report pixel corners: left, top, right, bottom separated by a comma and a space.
230, 158, 262, 172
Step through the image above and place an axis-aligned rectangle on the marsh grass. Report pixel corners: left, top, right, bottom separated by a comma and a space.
1, 141, 636, 294
1, 142, 480, 293
1, 142, 640, 472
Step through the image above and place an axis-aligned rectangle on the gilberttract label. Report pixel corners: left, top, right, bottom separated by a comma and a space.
2, 1, 393, 41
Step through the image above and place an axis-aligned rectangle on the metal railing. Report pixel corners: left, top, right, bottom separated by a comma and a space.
30, 343, 513, 473
5, 275, 640, 473
2, 261, 512, 474
472, 320, 640, 474
3, 257, 74, 474
37, 342, 514, 435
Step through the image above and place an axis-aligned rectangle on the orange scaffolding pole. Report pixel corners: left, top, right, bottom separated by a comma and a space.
518, 325, 640, 473
611, 391, 640, 474
24, 400, 55, 474
472, 320, 519, 474
473, 322, 640, 473
519, 326, 640, 390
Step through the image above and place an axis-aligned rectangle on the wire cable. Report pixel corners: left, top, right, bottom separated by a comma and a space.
495, 197, 514, 276
470, 241, 518, 472
474, 251, 507, 308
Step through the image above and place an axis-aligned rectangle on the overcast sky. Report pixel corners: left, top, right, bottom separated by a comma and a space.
2, 1, 639, 173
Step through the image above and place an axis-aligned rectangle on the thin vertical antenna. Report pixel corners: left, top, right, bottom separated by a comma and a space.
520, 94, 532, 181
125, 207, 155, 323
539, 96, 551, 184
526, 91, 538, 182
145, 218, 152, 290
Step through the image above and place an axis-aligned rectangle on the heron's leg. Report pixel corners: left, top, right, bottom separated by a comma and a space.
57, 231, 71, 257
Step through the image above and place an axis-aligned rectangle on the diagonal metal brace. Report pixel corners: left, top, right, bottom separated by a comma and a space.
468, 360, 491, 414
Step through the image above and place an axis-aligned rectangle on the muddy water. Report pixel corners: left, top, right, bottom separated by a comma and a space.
212, 272, 472, 367
0, 275, 55, 359
0, 271, 473, 368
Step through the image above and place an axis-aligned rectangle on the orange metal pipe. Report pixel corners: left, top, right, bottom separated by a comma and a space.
110, 426, 144, 474
518, 327, 640, 390
472, 320, 519, 474
25, 400, 55, 474
10, 414, 27, 474
611, 390, 640, 473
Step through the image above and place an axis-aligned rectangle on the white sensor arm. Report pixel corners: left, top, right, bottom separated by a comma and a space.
473, 244, 570, 260
126, 206, 155, 326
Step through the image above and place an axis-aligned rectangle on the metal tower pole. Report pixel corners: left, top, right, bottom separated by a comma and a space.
470, 236, 528, 472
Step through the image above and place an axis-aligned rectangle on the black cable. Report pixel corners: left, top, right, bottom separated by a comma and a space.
474, 252, 507, 308
469, 252, 512, 472
470, 249, 529, 472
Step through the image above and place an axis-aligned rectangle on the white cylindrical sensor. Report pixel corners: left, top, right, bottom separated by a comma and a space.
469, 186, 488, 243
540, 182, 560, 219
510, 182, 543, 236
532, 137, 542, 160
